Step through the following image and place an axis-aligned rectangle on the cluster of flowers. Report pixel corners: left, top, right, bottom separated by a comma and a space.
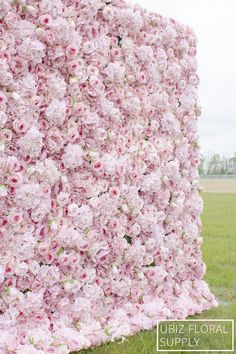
0, 0, 217, 352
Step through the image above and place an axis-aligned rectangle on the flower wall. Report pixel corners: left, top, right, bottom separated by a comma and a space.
0, 0, 217, 352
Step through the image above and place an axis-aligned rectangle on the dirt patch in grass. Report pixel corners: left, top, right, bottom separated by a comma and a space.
200, 179, 236, 193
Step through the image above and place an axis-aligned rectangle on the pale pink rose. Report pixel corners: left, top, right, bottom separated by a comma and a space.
83, 112, 100, 125
62, 144, 84, 169
4, 12, 19, 28
12, 119, 29, 134
1, 128, 12, 141
67, 60, 81, 76
74, 204, 93, 230
7, 173, 22, 188
104, 62, 126, 81
119, 8, 143, 32
102, 6, 114, 21
92, 160, 104, 175
165, 63, 182, 82
15, 183, 42, 210
18, 38, 45, 65
7, 210, 22, 225
46, 73, 67, 98
96, 128, 107, 141
109, 187, 120, 199
39, 14, 52, 27
161, 112, 180, 135
45, 98, 67, 127
68, 203, 79, 217
56, 192, 69, 207
137, 45, 153, 62
31, 205, 50, 222
55, 327, 91, 351
15, 345, 45, 354
18, 127, 44, 158
66, 44, 79, 59
46, 128, 64, 152
39, 0, 53, 13
83, 40, 97, 54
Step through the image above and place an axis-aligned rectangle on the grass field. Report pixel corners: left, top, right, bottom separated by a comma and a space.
77, 182, 236, 354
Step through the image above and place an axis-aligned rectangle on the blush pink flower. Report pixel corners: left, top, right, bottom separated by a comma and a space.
104, 62, 126, 82
7, 174, 22, 188
18, 38, 45, 65
18, 127, 44, 158
0, 0, 216, 352
62, 144, 84, 169
45, 98, 67, 127
12, 118, 29, 134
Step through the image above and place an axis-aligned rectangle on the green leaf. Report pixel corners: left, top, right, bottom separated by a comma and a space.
146, 261, 156, 267
56, 247, 65, 256
23, 288, 30, 294
124, 234, 132, 245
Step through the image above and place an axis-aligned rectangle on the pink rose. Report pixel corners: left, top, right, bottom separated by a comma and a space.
7, 174, 22, 188
18, 127, 44, 158
12, 119, 29, 134
45, 98, 67, 127
66, 44, 79, 59
105, 62, 126, 81
39, 14, 52, 27
18, 38, 45, 65
62, 144, 84, 169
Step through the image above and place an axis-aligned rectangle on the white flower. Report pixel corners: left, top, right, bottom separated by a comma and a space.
18, 38, 45, 64
45, 98, 67, 127
62, 144, 84, 169
105, 62, 126, 81
68, 203, 79, 217
18, 127, 44, 158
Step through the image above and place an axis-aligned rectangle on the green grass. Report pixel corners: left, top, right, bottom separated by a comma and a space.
75, 193, 236, 354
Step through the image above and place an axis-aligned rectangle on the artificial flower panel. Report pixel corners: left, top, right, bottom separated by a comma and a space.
0, 0, 217, 352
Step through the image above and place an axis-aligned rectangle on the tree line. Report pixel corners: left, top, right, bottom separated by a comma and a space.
199, 153, 236, 176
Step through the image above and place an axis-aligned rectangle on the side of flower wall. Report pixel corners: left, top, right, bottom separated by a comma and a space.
0, 0, 217, 352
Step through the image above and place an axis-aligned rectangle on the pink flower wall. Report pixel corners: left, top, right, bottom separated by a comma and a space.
0, 0, 217, 352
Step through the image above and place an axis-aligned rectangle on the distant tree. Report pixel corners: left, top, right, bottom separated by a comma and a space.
228, 154, 236, 175
220, 156, 229, 175
202, 152, 236, 175
207, 154, 222, 175
198, 155, 205, 175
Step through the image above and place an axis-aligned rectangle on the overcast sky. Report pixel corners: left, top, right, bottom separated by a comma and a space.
130, 0, 236, 157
